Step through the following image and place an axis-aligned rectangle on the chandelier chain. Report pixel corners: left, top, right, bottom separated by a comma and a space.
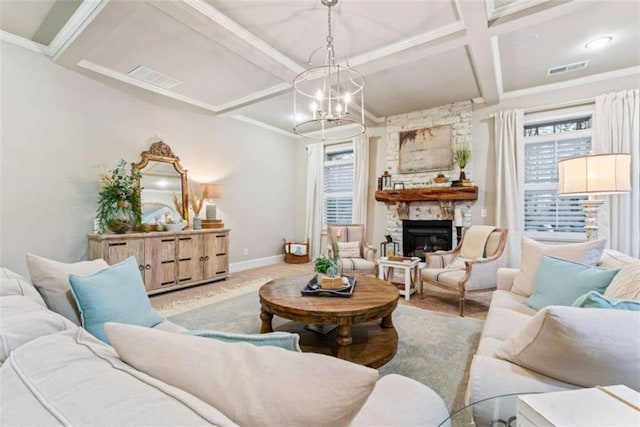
326, 4, 333, 48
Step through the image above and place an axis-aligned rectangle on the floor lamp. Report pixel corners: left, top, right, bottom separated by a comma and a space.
557, 153, 631, 240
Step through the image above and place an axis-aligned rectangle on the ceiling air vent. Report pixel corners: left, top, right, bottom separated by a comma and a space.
547, 60, 590, 76
127, 65, 182, 89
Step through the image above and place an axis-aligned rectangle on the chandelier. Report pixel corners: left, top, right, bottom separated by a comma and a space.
293, 0, 365, 141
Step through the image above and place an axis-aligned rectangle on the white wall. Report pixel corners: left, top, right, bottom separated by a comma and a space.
0, 42, 297, 276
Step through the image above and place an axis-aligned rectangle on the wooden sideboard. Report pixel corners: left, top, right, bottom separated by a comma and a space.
88, 229, 230, 295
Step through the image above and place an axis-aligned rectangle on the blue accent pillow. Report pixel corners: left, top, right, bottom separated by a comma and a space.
572, 290, 640, 311
524, 255, 620, 311
185, 330, 301, 352
68, 257, 164, 344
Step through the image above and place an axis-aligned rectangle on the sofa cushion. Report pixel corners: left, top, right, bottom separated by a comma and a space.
598, 250, 638, 269
337, 241, 361, 258
421, 268, 465, 288
524, 255, 619, 311
481, 307, 533, 343
0, 267, 28, 281
68, 257, 164, 344
603, 261, 640, 300
0, 296, 77, 364
105, 322, 379, 427
26, 253, 109, 324
489, 290, 536, 315
512, 237, 606, 297
339, 258, 376, 274
0, 329, 237, 426
185, 330, 301, 351
573, 290, 640, 311
0, 277, 46, 307
495, 306, 640, 390
351, 374, 449, 426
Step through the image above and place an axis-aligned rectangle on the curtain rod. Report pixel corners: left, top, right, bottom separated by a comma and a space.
490, 96, 595, 117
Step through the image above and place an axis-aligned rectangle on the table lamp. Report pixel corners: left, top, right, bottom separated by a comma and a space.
557, 153, 631, 240
201, 183, 222, 220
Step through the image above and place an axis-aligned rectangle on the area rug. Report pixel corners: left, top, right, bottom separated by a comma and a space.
165, 285, 483, 413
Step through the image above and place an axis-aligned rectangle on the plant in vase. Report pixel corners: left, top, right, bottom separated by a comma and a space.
189, 186, 208, 230
453, 144, 471, 181
96, 159, 141, 234
313, 229, 344, 289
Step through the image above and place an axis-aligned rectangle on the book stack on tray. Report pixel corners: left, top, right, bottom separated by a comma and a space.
201, 219, 224, 229
301, 275, 356, 297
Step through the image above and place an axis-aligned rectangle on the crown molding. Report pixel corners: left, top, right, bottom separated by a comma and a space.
215, 83, 292, 114
230, 114, 297, 138
0, 30, 48, 54
77, 60, 220, 112
501, 66, 640, 100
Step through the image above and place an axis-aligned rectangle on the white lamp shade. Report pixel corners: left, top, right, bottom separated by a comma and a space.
558, 153, 631, 195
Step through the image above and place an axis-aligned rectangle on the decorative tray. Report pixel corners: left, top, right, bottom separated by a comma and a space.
301, 275, 356, 298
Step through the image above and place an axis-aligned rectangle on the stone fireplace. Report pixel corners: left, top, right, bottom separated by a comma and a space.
402, 220, 453, 261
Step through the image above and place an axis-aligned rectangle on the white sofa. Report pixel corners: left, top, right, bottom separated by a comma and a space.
466, 249, 639, 426
0, 267, 449, 426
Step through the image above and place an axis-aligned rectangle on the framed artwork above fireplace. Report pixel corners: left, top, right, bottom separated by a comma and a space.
398, 124, 453, 173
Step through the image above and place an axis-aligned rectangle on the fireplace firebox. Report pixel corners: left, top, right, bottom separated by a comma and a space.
402, 220, 453, 261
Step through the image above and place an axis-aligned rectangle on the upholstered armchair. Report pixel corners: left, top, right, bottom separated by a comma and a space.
420, 226, 508, 316
327, 224, 377, 276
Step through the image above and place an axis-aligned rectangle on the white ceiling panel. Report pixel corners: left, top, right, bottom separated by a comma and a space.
205, 0, 460, 64
499, 1, 640, 92
232, 91, 296, 133
0, 0, 81, 45
82, 2, 283, 106
363, 48, 480, 117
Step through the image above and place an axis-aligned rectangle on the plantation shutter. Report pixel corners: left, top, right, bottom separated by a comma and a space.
523, 136, 591, 233
323, 161, 353, 224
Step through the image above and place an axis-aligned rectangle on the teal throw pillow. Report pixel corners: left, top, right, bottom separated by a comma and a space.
185, 330, 301, 352
572, 290, 640, 311
68, 257, 164, 344
524, 255, 620, 311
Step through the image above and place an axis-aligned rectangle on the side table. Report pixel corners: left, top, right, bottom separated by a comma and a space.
378, 256, 421, 301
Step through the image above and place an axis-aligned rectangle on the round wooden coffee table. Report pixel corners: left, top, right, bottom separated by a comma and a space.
259, 275, 399, 368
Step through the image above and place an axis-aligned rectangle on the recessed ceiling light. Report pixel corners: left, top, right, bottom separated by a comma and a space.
585, 36, 612, 50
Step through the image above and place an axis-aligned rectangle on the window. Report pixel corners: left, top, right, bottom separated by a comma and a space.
523, 109, 592, 239
323, 144, 353, 225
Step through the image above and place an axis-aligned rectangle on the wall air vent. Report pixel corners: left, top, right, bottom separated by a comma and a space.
127, 65, 182, 89
547, 60, 590, 76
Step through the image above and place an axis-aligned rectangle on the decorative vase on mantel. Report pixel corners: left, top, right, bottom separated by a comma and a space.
107, 200, 134, 234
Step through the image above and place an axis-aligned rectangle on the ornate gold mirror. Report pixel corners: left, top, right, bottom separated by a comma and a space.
132, 141, 188, 225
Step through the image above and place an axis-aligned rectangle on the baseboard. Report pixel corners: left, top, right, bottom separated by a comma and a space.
229, 254, 283, 273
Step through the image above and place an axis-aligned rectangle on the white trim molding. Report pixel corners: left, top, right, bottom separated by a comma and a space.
0, 30, 48, 54
229, 254, 283, 273
230, 115, 297, 138
50, 0, 108, 59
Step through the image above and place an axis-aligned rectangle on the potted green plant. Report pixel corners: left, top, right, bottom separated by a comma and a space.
453, 145, 471, 181
97, 159, 142, 234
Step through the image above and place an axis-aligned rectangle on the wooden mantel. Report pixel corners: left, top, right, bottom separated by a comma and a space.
375, 186, 478, 203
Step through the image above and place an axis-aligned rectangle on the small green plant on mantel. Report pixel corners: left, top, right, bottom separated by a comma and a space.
453, 144, 472, 180
96, 159, 142, 233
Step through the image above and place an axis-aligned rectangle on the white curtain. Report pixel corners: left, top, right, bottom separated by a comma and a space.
594, 89, 640, 257
305, 144, 324, 259
494, 109, 524, 267
352, 134, 369, 225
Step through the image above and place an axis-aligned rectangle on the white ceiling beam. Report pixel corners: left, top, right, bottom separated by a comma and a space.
181, 0, 304, 75
501, 65, 640, 100
50, 0, 108, 59
486, 0, 550, 21
0, 30, 49, 54
78, 60, 220, 113
487, 0, 590, 36
456, 0, 501, 104
230, 114, 298, 138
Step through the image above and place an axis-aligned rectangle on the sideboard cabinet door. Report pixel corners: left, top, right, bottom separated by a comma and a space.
101, 239, 145, 276
144, 236, 177, 292
177, 234, 204, 284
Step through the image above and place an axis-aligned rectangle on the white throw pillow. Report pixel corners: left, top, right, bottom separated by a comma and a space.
0, 278, 47, 307
512, 237, 606, 297
495, 306, 640, 390
338, 241, 361, 258
604, 261, 640, 301
105, 323, 378, 427
26, 254, 109, 325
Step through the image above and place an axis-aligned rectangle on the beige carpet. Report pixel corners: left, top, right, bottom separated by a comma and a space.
151, 261, 490, 320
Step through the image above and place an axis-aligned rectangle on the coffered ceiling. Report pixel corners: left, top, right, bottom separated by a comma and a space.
1, 0, 639, 137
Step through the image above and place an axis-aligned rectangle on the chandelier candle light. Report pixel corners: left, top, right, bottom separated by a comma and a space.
293, 0, 365, 141
557, 153, 631, 240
